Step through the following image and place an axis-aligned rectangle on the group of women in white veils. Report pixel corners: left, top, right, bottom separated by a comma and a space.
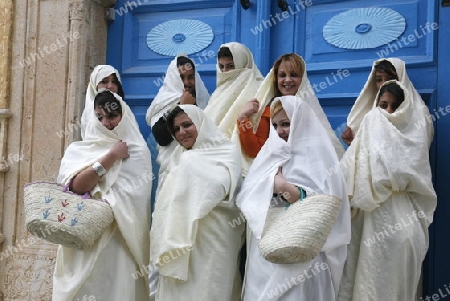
143, 42, 351, 300
53, 44, 436, 301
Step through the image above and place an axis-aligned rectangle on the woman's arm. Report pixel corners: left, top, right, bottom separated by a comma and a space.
237, 105, 270, 158
152, 116, 173, 146
70, 140, 129, 195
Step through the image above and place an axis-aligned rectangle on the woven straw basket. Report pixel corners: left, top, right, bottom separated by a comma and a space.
24, 181, 114, 250
258, 194, 342, 264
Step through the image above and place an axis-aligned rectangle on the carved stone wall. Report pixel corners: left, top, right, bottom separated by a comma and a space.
0, 0, 115, 300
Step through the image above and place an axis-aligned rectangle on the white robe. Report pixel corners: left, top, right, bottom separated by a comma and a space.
53, 92, 152, 301
150, 105, 244, 301
337, 79, 436, 300
237, 96, 351, 301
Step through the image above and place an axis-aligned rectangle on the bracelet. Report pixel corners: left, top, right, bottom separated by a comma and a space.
298, 186, 307, 202
284, 187, 307, 210
92, 161, 107, 178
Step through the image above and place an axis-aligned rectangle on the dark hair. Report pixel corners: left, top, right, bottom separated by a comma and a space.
377, 82, 405, 112
374, 60, 398, 81
94, 90, 123, 115
218, 47, 233, 59
165, 106, 186, 137
110, 73, 125, 100
177, 56, 195, 73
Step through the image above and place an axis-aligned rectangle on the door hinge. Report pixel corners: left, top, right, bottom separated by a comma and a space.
105, 7, 115, 21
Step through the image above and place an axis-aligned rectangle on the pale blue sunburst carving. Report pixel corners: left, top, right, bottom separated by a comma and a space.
147, 19, 214, 56
323, 7, 406, 50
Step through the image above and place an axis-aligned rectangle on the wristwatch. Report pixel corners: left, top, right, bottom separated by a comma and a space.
92, 161, 107, 177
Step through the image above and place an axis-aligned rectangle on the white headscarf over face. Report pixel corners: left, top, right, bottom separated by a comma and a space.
249, 54, 344, 159
215, 42, 263, 86
341, 80, 436, 221
81, 65, 122, 140
204, 42, 263, 137
146, 55, 210, 127
150, 105, 242, 282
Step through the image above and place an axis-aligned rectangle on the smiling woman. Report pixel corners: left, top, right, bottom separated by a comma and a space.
237, 53, 344, 175
94, 91, 123, 130
166, 106, 198, 149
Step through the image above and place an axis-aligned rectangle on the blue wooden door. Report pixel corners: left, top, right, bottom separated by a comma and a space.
107, 0, 449, 296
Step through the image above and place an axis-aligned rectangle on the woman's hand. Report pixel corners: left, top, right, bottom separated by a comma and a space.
108, 140, 130, 161
237, 98, 259, 122
273, 167, 286, 194
273, 167, 301, 204
342, 126, 354, 146
180, 90, 196, 105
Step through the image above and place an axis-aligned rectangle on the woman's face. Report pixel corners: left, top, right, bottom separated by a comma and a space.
97, 74, 119, 94
377, 91, 396, 114
94, 106, 122, 130
272, 109, 291, 141
173, 113, 198, 149
277, 60, 302, 96
218, 57, 235, 72
179, 64, 196, 95
375, 71, 393, 90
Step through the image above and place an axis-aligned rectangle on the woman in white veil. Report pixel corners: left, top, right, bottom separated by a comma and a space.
53, 90, 152, 300
237, 95, 350, 300
150, 105, 244, 300
337, 76, 436, 300
204, 42, 263, 138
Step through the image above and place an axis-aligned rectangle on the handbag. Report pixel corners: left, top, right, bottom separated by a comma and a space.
258, 194, 342, 264
23, 181, 114, 250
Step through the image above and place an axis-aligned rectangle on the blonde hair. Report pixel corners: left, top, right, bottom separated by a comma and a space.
270, 99, 284, 120
273, 53, 305, 97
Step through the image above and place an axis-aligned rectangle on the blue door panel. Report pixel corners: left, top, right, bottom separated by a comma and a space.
301, 0, 436, 70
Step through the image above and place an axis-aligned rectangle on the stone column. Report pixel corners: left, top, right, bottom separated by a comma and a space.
0, 0, 116, 300
0, 1, 14, 299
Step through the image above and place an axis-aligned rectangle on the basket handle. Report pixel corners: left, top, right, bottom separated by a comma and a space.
63, 182, 70, 192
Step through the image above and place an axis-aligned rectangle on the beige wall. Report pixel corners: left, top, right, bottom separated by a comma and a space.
0, 0, 115, 299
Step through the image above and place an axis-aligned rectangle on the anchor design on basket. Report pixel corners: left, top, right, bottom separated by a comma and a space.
57, 213, 65, 222
61, 199, 69, 207
42, 210, 50, 219
77, 202, 85, 211
44, 196, 53, 203
70, 217, 78, 226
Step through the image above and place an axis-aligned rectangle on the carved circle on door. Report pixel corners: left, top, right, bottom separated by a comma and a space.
323, 7, 406, 50
147, 19, 214, 56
